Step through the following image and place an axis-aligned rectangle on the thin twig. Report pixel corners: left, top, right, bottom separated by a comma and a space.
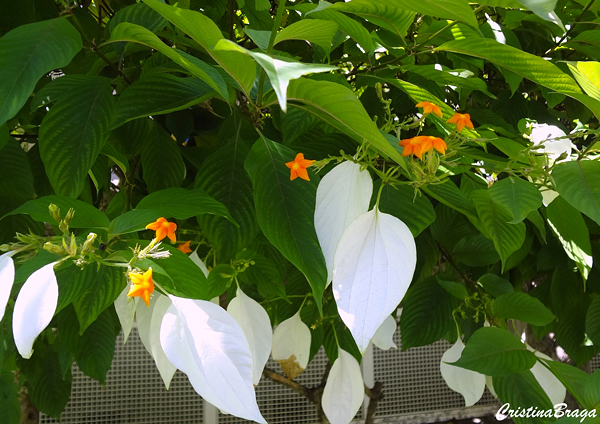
365, 381, 384, 424
228, 0, 236, 41
548, 0, 595, 53
262, 368, 311, 398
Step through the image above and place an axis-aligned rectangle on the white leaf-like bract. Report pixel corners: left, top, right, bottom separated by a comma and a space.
13, 262, 59, 359
315, 161, 373, 283
271, 311, 311, 380
190, 250, 209, 278
440, 340, 486, 407
371, 314, 398, 350
227, 287, 273, 385
530, 124, 571, 161
0, 251, 16, 322
530, 350, 567, 405
160, 296, 266, 423
322, 349, 364, 424
333, 208, 416, 353
114, 285, 137, 343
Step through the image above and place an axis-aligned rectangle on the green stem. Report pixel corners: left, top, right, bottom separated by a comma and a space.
256, 0, 286, 106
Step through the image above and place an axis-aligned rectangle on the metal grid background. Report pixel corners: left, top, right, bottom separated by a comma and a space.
40, 324, 600, 424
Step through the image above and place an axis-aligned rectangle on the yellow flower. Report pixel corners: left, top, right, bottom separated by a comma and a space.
128, 268, 155, 307
285, 153, 315, 181
177, 240, 192, 254
447, 113, 474, 132
399, 136, 447, 159
416, 101, 443, 118
146, 217, 177, 243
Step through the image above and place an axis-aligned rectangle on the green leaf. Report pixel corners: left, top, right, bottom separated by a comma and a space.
140, 120, 186, 192
527, 209, 547, 243
237, 249, 288, 300
108, 2, 167, 34
517, 0, 564, 31
55, 264, 99, 314
493, 371, 554, 424
245, 136, 327, 311
404, 64, 496, 98
329, 0, 414, 38
452, 327, 536, 375
105, 22, 229, 100
436, 38, 600, 119
552, 160, 600, 227
278, 78, 407, 168
0, 124, 7, 151
196, 138, 259, 260
388, 0, 478, 28
274, 19, 338, 54
0, 397, 19, 424
546, 196, 593, 279
422, 179, 478, 219
437, 278, 468, 299
537, 359, 589, 408
586, 296, 600, 345
567, 61, 600, 101
305, 6, 374, 53
206, 263, 235, 298
112, 73, 214, 127
0, 18, 82, 126
39, 76, 115, 198
478, 273, 514, 297
400, 276, 461, 349
0, 138, 35, 198
142, 0, 256, 97
108, 209, 162, 237
136, 187, 236, 224
489, 177, 543, 224
372, 181, 435, 237
3, 195, 110, 229
493, 292, 555, 326
73, 265, 127, 334
453, 233, 500, 266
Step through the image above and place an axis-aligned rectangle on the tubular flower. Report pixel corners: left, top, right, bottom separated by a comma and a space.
177, 241, 192, 254
146, 217, 177, 243
285, 153, 315, 181
128, 268, 155, 307
447, 113, 474, 132
400, 136, 447, 159
416, 101, 442, 118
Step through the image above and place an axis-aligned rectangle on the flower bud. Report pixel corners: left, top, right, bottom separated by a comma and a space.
81, 233, 97, 253
43, 242, 64, 255
48, 204, 61, 223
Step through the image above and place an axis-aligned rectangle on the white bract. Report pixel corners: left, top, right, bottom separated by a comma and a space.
271, 311, 311, 379
371, 314, 398, 350
136, 293, 176, 389
114, 285, 137, 343
0, 251, 16, 321
314, 161, 373, 284
13, 262, 59, 359
530, 124, 571, 162
322, 349, 364, 424
189, 250, 209, 278
333, 208, 416, 353
530, 350, 567, 405
227, 286, 273, 385
160, 295, 265, 423
440, 339, 486, 407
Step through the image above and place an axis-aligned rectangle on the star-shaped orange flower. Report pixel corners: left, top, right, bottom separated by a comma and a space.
177, 240, 192, 254
416, 101, 443, 118
146, 217, 177, 243
285, 153, 314, 181
400, 136, 447, 159
447, 113, 474, 132
128, 268, 155, 307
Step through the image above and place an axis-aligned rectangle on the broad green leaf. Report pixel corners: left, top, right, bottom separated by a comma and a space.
517, 0, 564, 31
329, 0, 415, 38
73, 265, 126, 334
0, 18, 82, 126
478, 273, 514, 297
372, 181, 435, 237
108, 209, 162, 237
143, 0, 256, 97
0, 396, 19, 424
0, 124, 7, 151
277, 78, 407, 168
400, 277, 461, 350
404, 64, 496, 98
493, 371, 554, 424
586, 296, 600, 345
489, 176, 543, 224
436, 38, 600, 119
55, 264, 99, 314
108, 2, 167, 34
105, 22, 229, 100
136, 187, 236, 224
140, 120, 186, 192
546, 196, 593, 279
245, 136, 327, 311
196, 139, 259, 261
582, 369, 600, 413
244, 28, 271, 50
388, 0, 478, 29
471, 189, 526, 269
567, 61, 600, 101
274, 19, 338, 54
527, 209, 547, 243
422, 179, 478, 219
0, 138, 35, 198
437, 278, 468, 300
453, 233, 500, 266
493, 292, 555, 325
206, 263, 235, 298
39, 76, 115, 198
552, 160, 600, 227
537, 359, 589, 408
452, 327, 536, 375
236, 250, 288, 300
214, 40, 337, 112
112, 73, 214, 127
3, 195, 110, 228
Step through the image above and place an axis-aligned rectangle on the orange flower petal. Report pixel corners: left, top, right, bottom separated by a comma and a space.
177, 241, 192, 254
127, 268, 155, 307
296, 167, 310, 181
286, 152, 314, 181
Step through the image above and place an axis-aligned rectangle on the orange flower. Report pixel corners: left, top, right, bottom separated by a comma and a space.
447, 113, 474, 132
285, 153, 314, 181
128, 268, 155, 307
146, 217, 177, 243
400, 136, 447, 159
416, 101, 443, 118
177, 240, 192, 254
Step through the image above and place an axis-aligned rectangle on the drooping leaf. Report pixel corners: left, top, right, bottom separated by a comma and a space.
552, 160, 600, 227
0, 18, 82, 126
440, 339, 486, 407
274, 19, 338, 54
478, 273, 514, 297
517, 0, 564, 31
114, 286, 137, 343
371, 314, 398, 350
489, 177, 543, 224
493, 371, 554, 424
108, 209, 163, 237
329, 0, 415, 38
388, 0, 478, 28
0, 138, 35, 198
587, 296, 600, 346
322, 349, 364, 424
492, 292, 556, 326
529, 351, 567, 406
140, 120, 186, 192
108, 2, 167, 35
422, 179, 478, 219
304, 5, 374, 52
